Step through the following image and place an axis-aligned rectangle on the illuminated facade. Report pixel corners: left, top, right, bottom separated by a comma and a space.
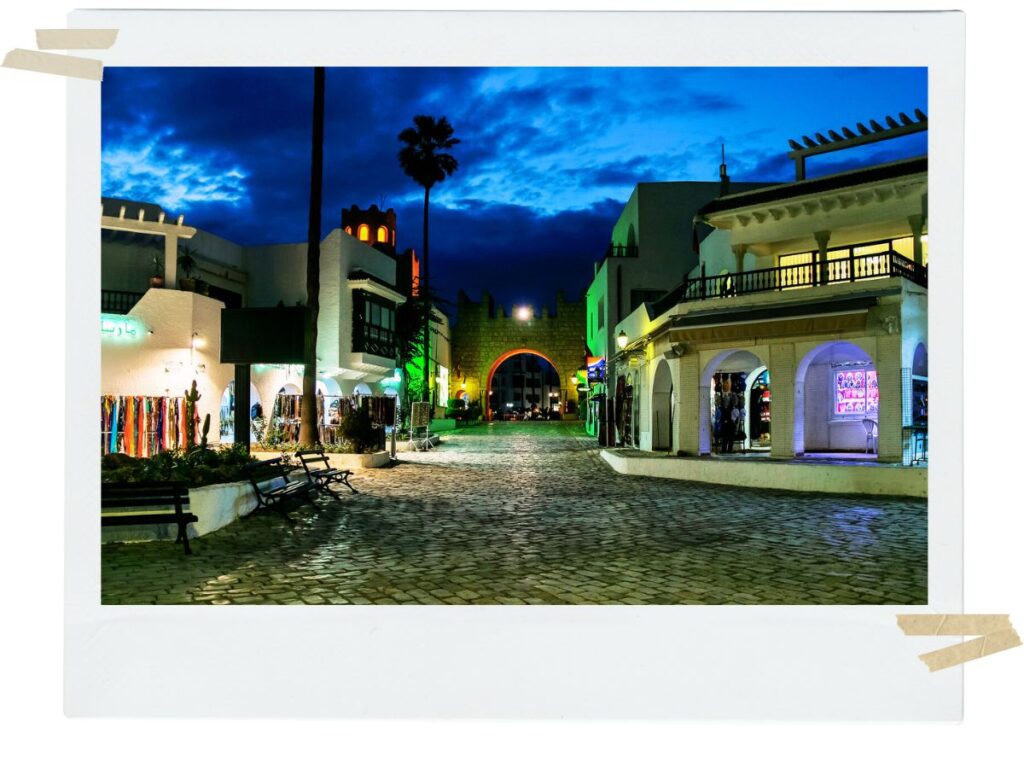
100, 198, 413, 444
608, 113, 929, 468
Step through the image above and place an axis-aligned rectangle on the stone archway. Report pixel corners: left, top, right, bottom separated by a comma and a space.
450, 290, 587, 420
485, 348, 562, 420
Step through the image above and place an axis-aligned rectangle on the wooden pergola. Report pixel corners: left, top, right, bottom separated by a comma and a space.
100, 202, 197, 288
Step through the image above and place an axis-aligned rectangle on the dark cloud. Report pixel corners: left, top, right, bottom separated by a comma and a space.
101, 66, 927, 309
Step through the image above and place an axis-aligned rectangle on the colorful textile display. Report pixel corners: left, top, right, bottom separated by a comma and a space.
101, 395, 192, 457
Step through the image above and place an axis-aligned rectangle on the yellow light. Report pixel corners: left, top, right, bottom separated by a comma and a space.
191, 333, 206, 350
616, 330, 628, 350
515, 305, 532, 321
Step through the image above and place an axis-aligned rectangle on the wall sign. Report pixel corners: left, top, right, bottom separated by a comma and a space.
100, 313, 143, 339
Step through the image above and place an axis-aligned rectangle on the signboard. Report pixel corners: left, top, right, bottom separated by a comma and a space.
587, 356, 606, 383
220, 306, 305, 364
100, 313, 144, 339
410, 401, 431, 429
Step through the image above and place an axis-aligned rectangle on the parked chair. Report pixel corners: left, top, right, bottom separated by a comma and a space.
862, 418, 879, 454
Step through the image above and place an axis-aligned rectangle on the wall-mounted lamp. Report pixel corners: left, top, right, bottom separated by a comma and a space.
191, 332, 205, 350
514, 305, 532, 321
616, 330, 628, 350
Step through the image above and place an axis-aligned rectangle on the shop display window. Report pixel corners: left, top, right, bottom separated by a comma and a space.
834, 368, 878, 417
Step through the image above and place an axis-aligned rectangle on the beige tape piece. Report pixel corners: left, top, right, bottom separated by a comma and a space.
897, 614, 1012, 636
2, 49, 102, 81
36, 29, 118, 50
918, 627, 1023, 673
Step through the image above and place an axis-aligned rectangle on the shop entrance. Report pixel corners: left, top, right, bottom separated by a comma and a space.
218, 380, 263, 445
700, 349, 770, 455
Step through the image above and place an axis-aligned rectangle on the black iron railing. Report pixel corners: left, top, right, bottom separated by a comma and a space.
353, 324, 397, 359
101, 289, 144, 314
664, 250, 926, 309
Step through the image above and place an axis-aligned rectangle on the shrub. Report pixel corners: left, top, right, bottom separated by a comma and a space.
100, 444, 257, 488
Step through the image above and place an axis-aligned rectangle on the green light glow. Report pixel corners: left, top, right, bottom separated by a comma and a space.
100, 314, 144, 339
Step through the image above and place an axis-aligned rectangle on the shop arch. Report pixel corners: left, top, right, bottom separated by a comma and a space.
353, 382, 373, 397
219, 380, 262, 444
699, 348, 768, 454
650, 359, 674, 451
484, 348, 560, 420
795, 340, 877, 456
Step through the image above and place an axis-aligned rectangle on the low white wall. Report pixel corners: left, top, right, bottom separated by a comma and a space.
251, 450, 390, 468
601, 450, 926, 498
102, 480, 258, 544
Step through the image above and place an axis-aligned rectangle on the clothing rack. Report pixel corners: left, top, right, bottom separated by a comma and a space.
101, 395, 193, 457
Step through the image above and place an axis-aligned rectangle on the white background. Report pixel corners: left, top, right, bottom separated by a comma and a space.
0, 0, 1020, 764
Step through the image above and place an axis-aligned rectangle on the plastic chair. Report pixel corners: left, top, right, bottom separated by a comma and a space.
862, 418, 878, 454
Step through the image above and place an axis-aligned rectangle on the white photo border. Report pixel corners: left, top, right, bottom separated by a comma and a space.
65, 9, 964, 718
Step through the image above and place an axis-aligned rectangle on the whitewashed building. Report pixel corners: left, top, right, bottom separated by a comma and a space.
99, 198, 425, 447
609, 113, 929, 470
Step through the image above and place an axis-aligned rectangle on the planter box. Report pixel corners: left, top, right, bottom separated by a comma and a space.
101, 479, 259, 544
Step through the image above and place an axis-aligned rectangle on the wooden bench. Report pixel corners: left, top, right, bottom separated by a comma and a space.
243, 457, 315, 522
296, 450, 358, 499
101, 481, 197, 555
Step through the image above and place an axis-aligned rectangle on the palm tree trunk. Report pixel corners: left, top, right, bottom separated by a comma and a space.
421, 184, 431, 407
299, 66, 325, 447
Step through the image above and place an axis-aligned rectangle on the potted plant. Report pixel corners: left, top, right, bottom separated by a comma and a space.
178, 246, 198, 292
148, 254, 164, 288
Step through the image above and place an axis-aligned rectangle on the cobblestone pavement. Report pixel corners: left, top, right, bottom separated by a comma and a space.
102, 422, 927, 605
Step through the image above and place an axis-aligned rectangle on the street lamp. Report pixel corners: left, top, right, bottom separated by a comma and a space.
515, 305, 532, 321
616, 330, 628, 350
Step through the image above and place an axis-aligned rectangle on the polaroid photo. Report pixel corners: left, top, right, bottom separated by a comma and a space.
64, 9, 964, 718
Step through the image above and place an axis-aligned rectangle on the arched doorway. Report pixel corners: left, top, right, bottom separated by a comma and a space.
700, 349, 769, 454
795, 340, 878, 456
218, 380, 263, 444
485, 348, 561, 420
651, 359, 673, 451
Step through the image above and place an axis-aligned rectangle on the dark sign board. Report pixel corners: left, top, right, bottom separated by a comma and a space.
220, 306, 306, 364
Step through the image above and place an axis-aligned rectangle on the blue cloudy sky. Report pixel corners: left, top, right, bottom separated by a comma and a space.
101, 67, 927, 310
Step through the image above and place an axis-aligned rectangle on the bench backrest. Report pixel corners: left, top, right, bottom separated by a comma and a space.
297, 451, 331, 470
101, 481, 190, 510
243, 458, 293, 498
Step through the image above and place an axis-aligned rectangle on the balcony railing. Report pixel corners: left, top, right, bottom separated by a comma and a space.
353, 325, 397, 360
662, 250, 927, 311
101, 289, 144, 314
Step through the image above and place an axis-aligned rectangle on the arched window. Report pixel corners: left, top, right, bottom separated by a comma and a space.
344, 226, 352, 235
377, 225, 388, 243
357, 224, 370, 242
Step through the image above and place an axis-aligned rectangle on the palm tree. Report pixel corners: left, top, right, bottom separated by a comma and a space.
397, 115, 459, 408
299, 67, 326, 447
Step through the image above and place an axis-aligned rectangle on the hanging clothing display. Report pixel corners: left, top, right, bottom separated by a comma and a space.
101, 395, 191, 457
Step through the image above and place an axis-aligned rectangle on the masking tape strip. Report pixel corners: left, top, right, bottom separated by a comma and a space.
897, 614, 1011, 636
36, 29, 118, 50
2, 49, 103, 81
897, 614, 1021, 672
918, 627, 1022, 673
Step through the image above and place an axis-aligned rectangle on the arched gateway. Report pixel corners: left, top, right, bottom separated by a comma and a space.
450, 290, 586, 420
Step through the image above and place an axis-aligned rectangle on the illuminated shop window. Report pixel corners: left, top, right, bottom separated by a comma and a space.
834, 368, 879, 417
357, 224, 370, 241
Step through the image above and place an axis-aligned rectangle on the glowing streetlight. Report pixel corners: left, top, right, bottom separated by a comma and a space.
514, 305, 532, 321
616, 330, 628, 350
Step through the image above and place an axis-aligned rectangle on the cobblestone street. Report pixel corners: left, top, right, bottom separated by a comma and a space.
102, 421, 927, 605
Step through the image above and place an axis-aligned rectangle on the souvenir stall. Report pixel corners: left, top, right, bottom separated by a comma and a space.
711, 371, 747, 454
101, 394, 193, 457
747, 369, 772, 449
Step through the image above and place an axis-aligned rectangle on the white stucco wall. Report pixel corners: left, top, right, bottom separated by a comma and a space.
102, 289, 234, 444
